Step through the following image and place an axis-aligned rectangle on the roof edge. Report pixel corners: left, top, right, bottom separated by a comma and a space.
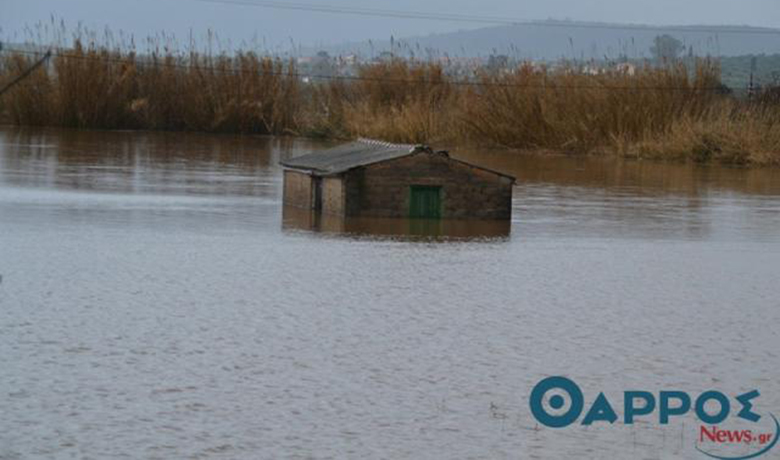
279, 140, 516, 181
279, 139, 423, 173
447, 156, 517, 181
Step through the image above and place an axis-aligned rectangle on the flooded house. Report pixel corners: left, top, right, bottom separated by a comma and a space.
280, 139, 515, 220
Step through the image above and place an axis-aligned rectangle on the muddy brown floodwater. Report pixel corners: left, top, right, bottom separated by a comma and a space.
1, 127, 779, 459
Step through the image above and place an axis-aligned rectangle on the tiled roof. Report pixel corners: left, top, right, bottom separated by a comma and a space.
280, 138, 417, 175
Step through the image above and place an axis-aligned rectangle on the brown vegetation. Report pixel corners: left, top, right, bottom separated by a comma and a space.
1, 42, 299, 133
2, 41, 779, 166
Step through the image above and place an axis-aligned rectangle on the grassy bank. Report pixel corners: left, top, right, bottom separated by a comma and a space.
2, 42, 779, 166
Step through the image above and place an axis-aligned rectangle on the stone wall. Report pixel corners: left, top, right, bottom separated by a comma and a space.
342, 151, 514, 219
283, 170, 313, 209
322, 177, 345, 216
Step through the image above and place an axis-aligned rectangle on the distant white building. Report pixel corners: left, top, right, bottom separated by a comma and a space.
614, 63, 637, 75
582, 65, 602, 75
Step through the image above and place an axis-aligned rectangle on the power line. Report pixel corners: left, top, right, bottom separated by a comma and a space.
3, 46, 742, 93
0, 50, 51, 97
176, 0, 780, 36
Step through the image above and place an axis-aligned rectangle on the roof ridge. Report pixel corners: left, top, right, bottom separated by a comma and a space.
356, 137, 415, 151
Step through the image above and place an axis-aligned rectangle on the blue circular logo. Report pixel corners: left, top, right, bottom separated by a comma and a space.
529, 376, 584, 428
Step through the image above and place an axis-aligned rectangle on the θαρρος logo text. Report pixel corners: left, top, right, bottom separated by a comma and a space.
529, 376, 778, 459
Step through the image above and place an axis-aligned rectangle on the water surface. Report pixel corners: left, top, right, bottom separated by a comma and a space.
1, 127, 779, 459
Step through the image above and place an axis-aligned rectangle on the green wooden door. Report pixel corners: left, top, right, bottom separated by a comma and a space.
409, 185, 442, 219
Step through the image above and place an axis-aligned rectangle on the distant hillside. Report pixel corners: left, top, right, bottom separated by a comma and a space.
318, 20, 780, 61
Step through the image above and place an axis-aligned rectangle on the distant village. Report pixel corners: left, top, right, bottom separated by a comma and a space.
4, 38, 777, 91
294, 49, 638, 81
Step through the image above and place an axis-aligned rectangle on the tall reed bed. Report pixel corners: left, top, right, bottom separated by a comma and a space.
306, 61, 453, 143
458, 62, 722, 151
1, 41, 300, 134
1, 39, 779, 165
312, 59, 779, 165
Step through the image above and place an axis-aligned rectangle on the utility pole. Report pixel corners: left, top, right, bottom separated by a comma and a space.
748, 56, 757, 101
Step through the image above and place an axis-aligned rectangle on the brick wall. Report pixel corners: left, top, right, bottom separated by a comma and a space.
343, 152, 513, 219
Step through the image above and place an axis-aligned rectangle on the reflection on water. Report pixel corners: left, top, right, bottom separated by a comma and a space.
282, 206, 512, 239
2, 126, 779, 241
456, 147, 780, 197
0, 127, 328, 196
1, 127, 780, 459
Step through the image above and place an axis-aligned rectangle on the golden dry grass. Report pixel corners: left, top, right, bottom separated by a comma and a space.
617, 104, 780, 165
2, 42, 779, 165
1, 41, 300, 134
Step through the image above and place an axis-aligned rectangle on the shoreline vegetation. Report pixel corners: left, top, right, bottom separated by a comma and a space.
1, 40, 779, 166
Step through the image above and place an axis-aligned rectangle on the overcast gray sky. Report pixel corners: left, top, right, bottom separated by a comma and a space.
2, 0, 779, 52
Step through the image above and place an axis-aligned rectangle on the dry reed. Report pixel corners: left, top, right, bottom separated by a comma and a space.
1, 39, 779, 166
1, 41, 300, 134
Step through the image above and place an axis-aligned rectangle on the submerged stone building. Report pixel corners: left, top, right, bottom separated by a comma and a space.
280, 139, 515, 220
